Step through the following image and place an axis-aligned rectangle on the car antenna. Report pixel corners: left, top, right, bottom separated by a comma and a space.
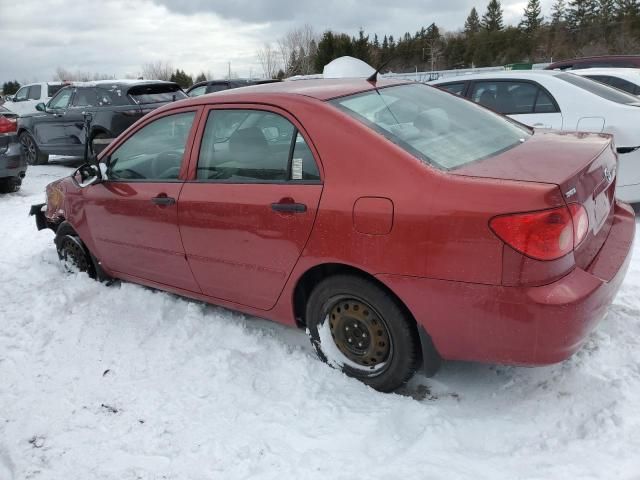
367, 57, 394, 84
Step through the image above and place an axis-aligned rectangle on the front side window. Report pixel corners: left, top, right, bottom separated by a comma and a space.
72, 88, 98, 107
188, 85, 207, 97
14, 87, 28, 101
196, 109, 320, 182
331, 83, 530, 170
28, 85, 42, 100
107, 112, 195, 181
48, 88, 73, 110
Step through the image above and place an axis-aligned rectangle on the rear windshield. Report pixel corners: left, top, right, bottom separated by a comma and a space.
128, 84, 187, 104
47, 84, 65, 97
558, 73, 640, 105
330, 83, 530, 170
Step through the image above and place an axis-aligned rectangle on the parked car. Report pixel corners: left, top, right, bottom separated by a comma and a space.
0, 106, 27, 193
431, 71, 640, 203
18, 80, 187, 165
3, 82, 67, 116
31, 79, 635, 392
545, 55, 640, 71
570, 68, 640, 96
186, 79, 280, 97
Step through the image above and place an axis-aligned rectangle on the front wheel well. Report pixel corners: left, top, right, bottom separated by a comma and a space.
293, 263, 441, 376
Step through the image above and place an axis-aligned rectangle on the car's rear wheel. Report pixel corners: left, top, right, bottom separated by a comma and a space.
306, 274, 419, 392
90, 133, 111, 157
19, 133, 48, 165
57, 234, 95, 277
0, 177, 21, 193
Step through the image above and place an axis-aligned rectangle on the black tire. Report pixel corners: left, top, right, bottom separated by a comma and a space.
0, 177, 21, 193
57, 234, 96, 278
306, 274, 419, 392
19, 132, 48, 165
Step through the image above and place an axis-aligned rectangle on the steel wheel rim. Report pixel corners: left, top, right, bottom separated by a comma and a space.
327, 296, 392, 371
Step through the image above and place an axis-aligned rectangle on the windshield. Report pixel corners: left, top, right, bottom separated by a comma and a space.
330, 83, 530, 170
128, 84, 187, 104
558, 73, 640, 105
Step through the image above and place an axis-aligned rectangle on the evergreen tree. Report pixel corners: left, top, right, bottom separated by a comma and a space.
520, 0, 544, 33
567, 0, 599, 30
170, 69, 193, 89
551, 0, 567, 24
464, 7, 481, 35
195, 72, 207, 83
2, 81, 21, 95
482, 0, 505, 31
615, 0, 639, 17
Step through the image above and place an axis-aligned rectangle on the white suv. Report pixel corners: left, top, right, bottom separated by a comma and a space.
3, 82, 67, 116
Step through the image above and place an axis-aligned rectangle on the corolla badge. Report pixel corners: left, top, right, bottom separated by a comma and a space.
604, 167, 615, 184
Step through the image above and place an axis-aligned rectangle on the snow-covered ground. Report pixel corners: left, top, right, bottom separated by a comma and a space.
1, 166, 640, 480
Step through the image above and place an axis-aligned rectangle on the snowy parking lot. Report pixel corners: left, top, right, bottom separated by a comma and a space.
1, 165, 640, 480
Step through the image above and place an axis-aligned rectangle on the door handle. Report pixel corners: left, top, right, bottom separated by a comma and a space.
271, 201, 307, 213
151, 195, 176, 206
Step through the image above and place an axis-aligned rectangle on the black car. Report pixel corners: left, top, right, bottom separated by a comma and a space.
0, 106, 27, 193
186, 79, 280, 97
17, 80, 186, 164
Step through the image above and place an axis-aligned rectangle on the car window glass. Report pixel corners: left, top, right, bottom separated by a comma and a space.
206, 84, 230, 93
48, 89, 73, 109
471, 81, 539, 114
332, 83, 530, 170
72, 88, 98, 107
558, 73, 640, 105
28, 85, 41, 100
48, 84, 64, 97
534, 89, 558, 113
15, 87, 28, 101
197, 109, 318, 182
107, 112, 195, 181
188, 85, 207, 97
440, 83, 465, 96
600, 76, 638, 95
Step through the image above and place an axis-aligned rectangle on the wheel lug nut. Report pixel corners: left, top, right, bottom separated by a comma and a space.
345, 327, 350, 331
358, 342, 363, 347
348, 338, 353, 343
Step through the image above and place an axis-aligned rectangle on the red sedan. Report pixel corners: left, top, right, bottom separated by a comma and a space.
32, 79, 635, 392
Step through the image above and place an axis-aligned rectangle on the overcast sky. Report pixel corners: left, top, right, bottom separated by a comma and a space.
1, 0, 555, 83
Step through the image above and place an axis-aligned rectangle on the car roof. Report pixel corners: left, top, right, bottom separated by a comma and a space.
179, 78, 411, 103
431, 70, 562, 84
72, 79, 177, 88
570, 68, 640, 78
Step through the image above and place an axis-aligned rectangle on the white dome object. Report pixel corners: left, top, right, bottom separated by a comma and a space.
322, 56, 376, 79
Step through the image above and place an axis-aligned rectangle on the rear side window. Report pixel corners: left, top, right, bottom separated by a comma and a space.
586, 75, 640, 95
128, 84, 187, 104
206, 83, 231, 94
196, 109, 320, 182
28, 85, 41, 100
558, 73, 640, 105
470, 81, 558, 114
48, 84, 65, 97
108, 112, 195, 181
438, 83, 465, 96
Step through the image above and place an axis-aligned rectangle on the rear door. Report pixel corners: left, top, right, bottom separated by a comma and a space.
83, 108, 202, 291
178, 106, 323, 310
469, 80, 563, 129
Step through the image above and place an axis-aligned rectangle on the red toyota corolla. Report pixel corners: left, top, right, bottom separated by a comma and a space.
32, 79, 635, 392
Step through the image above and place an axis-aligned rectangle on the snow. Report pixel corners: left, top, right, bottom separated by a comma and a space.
1, 166, 640, 479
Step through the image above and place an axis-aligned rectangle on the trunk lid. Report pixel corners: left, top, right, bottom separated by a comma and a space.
453, 131, 617, 269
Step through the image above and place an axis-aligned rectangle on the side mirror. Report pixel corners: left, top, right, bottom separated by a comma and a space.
74, 163, 102, 187
35, 102, 46, 112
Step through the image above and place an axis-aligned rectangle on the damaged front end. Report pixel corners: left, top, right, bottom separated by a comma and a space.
29, 178, 67, 232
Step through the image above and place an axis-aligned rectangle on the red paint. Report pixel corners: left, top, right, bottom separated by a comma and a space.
46, 79, 635, 367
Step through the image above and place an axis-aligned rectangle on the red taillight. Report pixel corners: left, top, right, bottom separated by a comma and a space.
490, 204, 589, 261
0, 116, 17, 134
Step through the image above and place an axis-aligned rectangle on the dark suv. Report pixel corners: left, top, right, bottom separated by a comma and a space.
186, 79, 280, 97
18, 80, 186, 164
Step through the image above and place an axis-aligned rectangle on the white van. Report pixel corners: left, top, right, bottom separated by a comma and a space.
3, 82, 67, 116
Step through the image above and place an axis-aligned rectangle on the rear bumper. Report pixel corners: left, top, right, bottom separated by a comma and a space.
378, 201, 636, 366
0, 140, 27, 179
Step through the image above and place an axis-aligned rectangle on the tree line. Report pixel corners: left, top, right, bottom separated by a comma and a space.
259, 0, 640, 77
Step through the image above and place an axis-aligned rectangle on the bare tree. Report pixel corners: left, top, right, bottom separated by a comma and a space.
277, 24, 318, 76
140, 61, 173, 81
257, 43, 280, 79
54, 67, 115, 82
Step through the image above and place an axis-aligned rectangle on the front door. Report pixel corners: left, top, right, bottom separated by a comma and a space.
179, 107, 323, 310
84, 109, 201, 292
33, 88, 75, 150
